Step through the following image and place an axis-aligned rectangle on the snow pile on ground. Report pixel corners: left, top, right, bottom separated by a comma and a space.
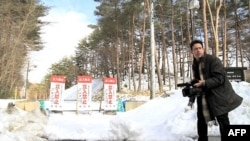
0, 102, 48, 141
0, 81, 249, 141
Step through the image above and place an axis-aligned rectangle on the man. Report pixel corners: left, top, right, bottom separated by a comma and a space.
190, 39, 243, 141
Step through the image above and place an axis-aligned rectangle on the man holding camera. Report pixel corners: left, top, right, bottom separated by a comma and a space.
189, 39, 243, 141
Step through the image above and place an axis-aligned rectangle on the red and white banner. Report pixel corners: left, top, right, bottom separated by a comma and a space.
49, 75, 66, 111
77, 75, 92, 110
103, 77, 117, 110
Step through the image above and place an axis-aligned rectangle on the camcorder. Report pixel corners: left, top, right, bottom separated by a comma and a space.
177, 79, 202, 107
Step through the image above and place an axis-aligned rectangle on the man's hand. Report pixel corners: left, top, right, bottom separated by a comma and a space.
193, 80, 205, 87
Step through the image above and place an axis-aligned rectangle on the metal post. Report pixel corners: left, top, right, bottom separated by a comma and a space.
189, 0, 200, 40
24, 61, 30, 99
15, 87, 18, 99
150, 0, 156, 99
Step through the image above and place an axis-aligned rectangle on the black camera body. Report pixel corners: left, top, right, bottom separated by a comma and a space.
177, 79, 202, 97
177, 79, 202, 98
177, 79, 202, 107
181, 86, 202, 97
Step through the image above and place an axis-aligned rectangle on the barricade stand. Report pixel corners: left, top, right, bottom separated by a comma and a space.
48, 75, 66, 115
103, 77, 117, 115
76, 75, 93, 115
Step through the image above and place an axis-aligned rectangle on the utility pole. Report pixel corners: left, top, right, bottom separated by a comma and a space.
188, 0, 200, 80
189, 0, 200, 40
23, 61, 36, 99
24, 61, 30, 99
150, 0, 156, 99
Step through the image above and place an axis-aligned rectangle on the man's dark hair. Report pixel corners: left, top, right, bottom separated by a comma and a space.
190, 39, 203, 49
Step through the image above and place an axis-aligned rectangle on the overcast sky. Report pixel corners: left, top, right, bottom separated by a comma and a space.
28, 0, 99, 83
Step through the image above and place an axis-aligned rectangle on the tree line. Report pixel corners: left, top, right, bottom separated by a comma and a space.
1, 0, 249, 99
48, 0, 249, 99
0, 0, 48, 98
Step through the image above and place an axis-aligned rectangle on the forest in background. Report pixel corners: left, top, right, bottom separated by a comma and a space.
0, 0, 249, 99
0, 0, 48, 98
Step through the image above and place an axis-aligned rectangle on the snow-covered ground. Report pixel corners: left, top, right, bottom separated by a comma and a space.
0, 80, 249, 141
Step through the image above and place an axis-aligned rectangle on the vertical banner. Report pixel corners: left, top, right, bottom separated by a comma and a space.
103, 77, 117, 110
49, 75, 66, 111
77, 75, 92, 110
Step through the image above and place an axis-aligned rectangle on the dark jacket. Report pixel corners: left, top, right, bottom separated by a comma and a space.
192, 54, 243, 117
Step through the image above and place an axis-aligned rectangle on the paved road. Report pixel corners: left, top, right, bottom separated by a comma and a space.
50, 137, 221, 141
209, 136, 220, 141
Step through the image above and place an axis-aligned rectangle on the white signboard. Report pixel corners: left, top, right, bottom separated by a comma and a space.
103, 77, 117, 110
77, 75, 92, 111
49, 75, 66, 111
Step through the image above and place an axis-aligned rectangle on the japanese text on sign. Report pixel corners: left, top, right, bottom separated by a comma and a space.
54, 84, 60, 104
103, 77, 117, 110
108, 85, 113, 104
81, 84, 87, 104
77, 75, 92, 110
49, 75, 65, 111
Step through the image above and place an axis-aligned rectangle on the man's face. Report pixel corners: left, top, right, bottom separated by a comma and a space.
191, 43, 204, 60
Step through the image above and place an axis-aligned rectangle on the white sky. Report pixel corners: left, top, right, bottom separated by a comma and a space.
28, 0, 98, 83
0, 79, 249, 141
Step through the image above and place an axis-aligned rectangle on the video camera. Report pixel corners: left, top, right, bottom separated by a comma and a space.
177, 79, 203, 108
177, 79, 202, 98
